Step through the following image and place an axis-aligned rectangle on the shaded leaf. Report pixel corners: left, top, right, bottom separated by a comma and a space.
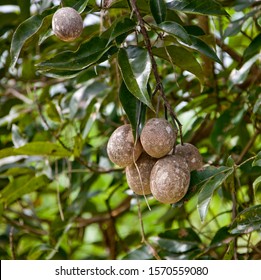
198, 167, 233, 221
172, 166, 231, 208
252, 151, 261, 167
10, 7, 56, 68
38, 37, 113, 71
230, 205, 261, 234
150, 0, 167, 24
167, 0, 229, 16
118, 47, 154, 110
188, 35, 222, 64
158, 21, 192, 45
102, 16, 136, 45
243, 33, 261, 62
152, 45, 204, 83
0, 142, 72, 159
0, 175, 50, 205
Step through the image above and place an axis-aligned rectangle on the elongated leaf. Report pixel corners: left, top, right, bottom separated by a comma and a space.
10, 7, 56, 68
0, 142, 71, 159
230, 205, 261, 234
0, 175, 50, 205
243, 33, 261, 62
101, 17, 136, 45
198, 167, 234, 221
118, 47, 154, 110
119, 82, 147, 138
38, 37, 112, 71
188, 35, 222, 64
152, 45, 204, 83
172, 166, 231, 208
150, 0, 167, 24
158, 21, 191, 45
167, 0, 229, 16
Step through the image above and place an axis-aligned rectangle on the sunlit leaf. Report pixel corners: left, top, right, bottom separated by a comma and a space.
118, 47, 154, 110
0, 142, 72, 159
0, 175, 50, 205
150, 0, 167, 24
167, 0, 229, 16
230, 205, 261, 234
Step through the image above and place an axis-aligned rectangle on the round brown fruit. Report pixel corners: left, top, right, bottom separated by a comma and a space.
126, 153, 157, 195
52, 7, 83, 42
107, 124, 142, 167
150, 155, 190, 204
175, 143, 203, 171
140, 118, 176, 158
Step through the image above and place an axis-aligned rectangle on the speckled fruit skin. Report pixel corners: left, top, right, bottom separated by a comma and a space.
52, 7, 83, 42
175, 143, 203, 171
150, 155, 190, 204
140, 118, 176, 158
126, 153, 157, 195
107, 124, 143, 167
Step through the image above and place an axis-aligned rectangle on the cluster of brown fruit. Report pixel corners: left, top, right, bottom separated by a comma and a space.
107, 118, 203, 204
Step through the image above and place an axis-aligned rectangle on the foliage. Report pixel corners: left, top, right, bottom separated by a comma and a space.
0, 0, 260, 260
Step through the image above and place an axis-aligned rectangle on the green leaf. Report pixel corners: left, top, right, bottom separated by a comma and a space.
0, 142, 72, 159
188, 35, 222, 64
0, 175, 50, 205
101, 16, 136, 45
62, 0, 90, 12
253, 176, 261, 203
119, 82, 147, 138
167, 0, 229, 16
38, 37, 113, 71
150, 0, 167, 24
152, 45, 204, 83
10, 7, 56, 69
243, 33, 261, 62
118, 47, 154, 110
157, 21, 192, 45
198, 167, 234, 221
252, 151, 261, 167
122, 245, 154, 260
229, 205, 261, 234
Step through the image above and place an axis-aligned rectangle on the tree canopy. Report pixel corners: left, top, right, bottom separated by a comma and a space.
0, 0, 260, 260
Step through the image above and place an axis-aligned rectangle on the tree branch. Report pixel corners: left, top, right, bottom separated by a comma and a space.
129, 0, 183, 144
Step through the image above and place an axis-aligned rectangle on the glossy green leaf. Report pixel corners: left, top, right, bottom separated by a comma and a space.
253, 176, 261, 203
252, 151, 261, 167
0, 142, 72, 159
198, 167, 234, 221
10, 7, 56, 69
167, 0, 229, 16
122, 245, 154, 260
243, 33, 261, 62
118, 47, 154, 110
172, 166, 231, 208
152, 45, 204, 83
188, 35, 222, 64
150, 0, 167, 24
158, 21, 191, 45
38, 37, 113, 71
0, 174, 50, 205
62, 0, 90, 12
230, 205, 261, 234
119, 82, 147, 138
102, 16, 136, 45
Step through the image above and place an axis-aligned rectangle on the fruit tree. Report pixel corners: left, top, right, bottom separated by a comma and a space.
0, 0, 260, 260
